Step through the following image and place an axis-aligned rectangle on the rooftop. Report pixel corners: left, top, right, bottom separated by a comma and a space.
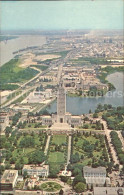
1, 170, 18, 184
83, 166, 106, 174
94, 187, 124, 195
23, 165, 49, 171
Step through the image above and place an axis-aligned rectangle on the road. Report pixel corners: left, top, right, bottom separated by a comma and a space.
117, 131, 124, 151
44, 135, 51, 156
57, 63, 63, 83
100, 119, 120, 165
1, 48, 72, 109
67, 135, 72, 165
1, 86, 35, 108
34, 97, 56, 114
87, 114, 121, 166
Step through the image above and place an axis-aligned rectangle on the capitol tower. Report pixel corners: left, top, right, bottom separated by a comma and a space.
57, 82, 66, 123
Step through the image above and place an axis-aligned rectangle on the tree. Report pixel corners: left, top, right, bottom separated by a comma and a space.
73, 168, 82, 177
15, 162, 23, 170
23, 170, 28, 179
49, 164, 59, 178
93, 113, 98, 118
74, 182, 86, 193
5, 126, 12, 136
83, 124, 89, 129
29, 150, 46, 164
89, 109, 92, 114
60, 176, 68, 183
0, 165, 5, 175
73, 175, 86, 186
70, 153, 80, 164
59, 189, 64, 195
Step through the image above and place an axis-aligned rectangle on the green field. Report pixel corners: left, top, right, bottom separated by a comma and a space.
48, 135, 67, 175
52, 135, 66, 145
0, 59, 39, 90
48, 152, 65, 163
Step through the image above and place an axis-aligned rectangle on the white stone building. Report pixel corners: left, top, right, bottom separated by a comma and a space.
22, 165, 49, 177
0, 170, 18, 191
83, 166, 106, 187
42, 83, 82, 128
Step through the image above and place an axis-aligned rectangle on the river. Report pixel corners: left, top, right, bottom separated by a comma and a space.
0, 35, 46, 66
46, 72, 124, 115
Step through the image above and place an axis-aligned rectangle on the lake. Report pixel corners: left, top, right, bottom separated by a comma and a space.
0, 35, 46, 66
46, 72, 124, 115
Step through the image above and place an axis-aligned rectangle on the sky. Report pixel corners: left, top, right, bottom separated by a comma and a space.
1, 1, 123, 31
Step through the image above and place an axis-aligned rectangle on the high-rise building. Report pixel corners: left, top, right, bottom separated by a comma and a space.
57, 82, 66, 123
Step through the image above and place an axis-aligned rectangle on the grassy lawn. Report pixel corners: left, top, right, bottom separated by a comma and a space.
40, 182, 62, 192
52, 135, 66, 145
48, 135, 67, 173
48, 152, 65, 163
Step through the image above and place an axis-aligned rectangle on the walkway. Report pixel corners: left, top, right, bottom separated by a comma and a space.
100, 119, 120, 165
67, 135, 72, 165
44, 135, 51, 156
117, 131, 124, 151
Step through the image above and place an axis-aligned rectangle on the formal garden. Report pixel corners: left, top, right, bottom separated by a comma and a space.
0, 131, 47, 172
71, 132, 109, 168
47, 135, 68, 177
40, 182, 63, 192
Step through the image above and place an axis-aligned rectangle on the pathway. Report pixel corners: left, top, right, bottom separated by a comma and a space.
44, 135, 51, 156
117, 131, 124, 151
100, 119, 120, 165
67, 135, 72, 165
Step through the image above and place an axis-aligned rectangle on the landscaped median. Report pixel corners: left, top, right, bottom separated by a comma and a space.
47, 135, 68, 177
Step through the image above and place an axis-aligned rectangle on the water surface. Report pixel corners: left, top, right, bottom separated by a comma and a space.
0, 35, 46, 66
47, 72, 124, 114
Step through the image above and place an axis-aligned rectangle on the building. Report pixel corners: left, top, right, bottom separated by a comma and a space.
42, 115, 52, 126
57, 82, 66, 123
83, 166, 106, 187
22, 165, 49, 177
42, 82, 82, 128
0, 112, 9, 132
15, 190, 43, 195
0, 170, 18, 191
93, 187, 124, 195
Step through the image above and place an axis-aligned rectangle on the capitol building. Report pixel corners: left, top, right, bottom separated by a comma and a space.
42, 82, 82, 131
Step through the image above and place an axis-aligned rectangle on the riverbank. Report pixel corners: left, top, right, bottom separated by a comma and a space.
67, 88, 108, 98
67, 67, 124, 98
0, 35, 46, 66
98, 66, 124, 85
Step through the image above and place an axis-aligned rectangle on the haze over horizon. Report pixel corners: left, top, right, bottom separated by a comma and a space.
1, 1, 123, 31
